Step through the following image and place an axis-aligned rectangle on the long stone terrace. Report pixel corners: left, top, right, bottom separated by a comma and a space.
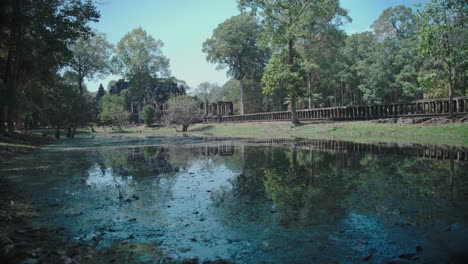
207, 96, 468, 123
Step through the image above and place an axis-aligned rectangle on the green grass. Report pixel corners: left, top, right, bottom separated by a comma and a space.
77, 121, 468, 147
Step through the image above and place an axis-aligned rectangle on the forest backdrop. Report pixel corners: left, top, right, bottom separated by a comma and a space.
0, 0, 466, 134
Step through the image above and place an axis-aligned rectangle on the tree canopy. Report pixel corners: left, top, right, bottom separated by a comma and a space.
203, 13, 269, 114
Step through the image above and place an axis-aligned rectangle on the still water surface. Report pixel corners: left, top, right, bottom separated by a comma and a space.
1, 137, 468, 263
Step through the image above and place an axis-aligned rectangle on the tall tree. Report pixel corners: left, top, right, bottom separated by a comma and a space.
113, 27, 170, 122
96, 83, 106, 101
0, 0, 99, 134
195, 82, 219, 104
262, 55, 304, 111
297, 27, 346, 109
203, 13, 268, 115
416, 0, 467, 116
370, 5, 421, 104
238, 0, 348, 125
67, 31, 114, 94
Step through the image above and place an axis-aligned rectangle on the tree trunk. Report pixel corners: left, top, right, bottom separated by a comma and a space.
448, 70, 454, 117
0, 106, 5, 134
71, 127, 77, 138
182, 124, 189, 132
308, 74, 313, 110
55, 125, 60, 139
137, 102, 141, 124
288, 38, 300, 125
66, 126, 73, 138
5, 0, 24, 134
288, 39, 294, 64
7, 107, 16, 133
239, 78, 245, 115
290, 96, 300, 125
78, 75, 83, 95
443, 10, 454, 117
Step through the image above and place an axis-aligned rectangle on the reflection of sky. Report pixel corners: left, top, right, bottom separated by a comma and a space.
86, 165, 128, 187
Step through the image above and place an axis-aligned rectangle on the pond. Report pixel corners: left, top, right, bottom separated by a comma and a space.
1, 137, 468, 263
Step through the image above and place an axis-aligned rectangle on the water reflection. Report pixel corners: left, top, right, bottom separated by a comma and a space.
0, 137, 467, 263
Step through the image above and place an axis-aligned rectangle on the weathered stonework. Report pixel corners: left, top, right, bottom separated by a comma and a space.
205, 97, 468, 123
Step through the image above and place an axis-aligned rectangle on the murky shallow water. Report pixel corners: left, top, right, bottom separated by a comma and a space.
1, 137, 468, 263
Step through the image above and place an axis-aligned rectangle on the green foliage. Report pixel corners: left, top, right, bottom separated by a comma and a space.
262, 55, 304, 98
203, 13, 269, 114
218, 79, 266, 113
141, 105, 156, 126
43, 71, 96, 136
112, 27, 174, 123
0, 0, 100, 133
165, 95, 203, 132
113, 27, 170, 80
98, 94, 130, 129
194, 82, 220, 103
67, 31, 114, 93
238, 0, 348, 53
238, 0, 348, 123
203, 13, 268, 80
96, 84, 106, 101
416, 0, 467, 98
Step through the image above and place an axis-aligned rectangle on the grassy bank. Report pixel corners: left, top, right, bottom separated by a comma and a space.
84, 121, 468, 147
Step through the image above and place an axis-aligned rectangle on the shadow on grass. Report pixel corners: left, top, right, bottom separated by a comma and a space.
190, 125, 215, 132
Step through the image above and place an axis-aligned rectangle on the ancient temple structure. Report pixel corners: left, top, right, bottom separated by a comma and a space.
201, 101, 234, 116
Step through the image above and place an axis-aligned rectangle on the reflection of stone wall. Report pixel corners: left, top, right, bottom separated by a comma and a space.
243, 139, 468, 162
201, 145, 235, 156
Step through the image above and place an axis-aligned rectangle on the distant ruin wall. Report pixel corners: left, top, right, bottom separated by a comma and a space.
206, 97, 467, 123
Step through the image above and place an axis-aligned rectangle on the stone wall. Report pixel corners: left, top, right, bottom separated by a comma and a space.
206, 97, 467, 123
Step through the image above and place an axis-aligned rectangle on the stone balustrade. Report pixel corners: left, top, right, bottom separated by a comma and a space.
206, 97, 467, 123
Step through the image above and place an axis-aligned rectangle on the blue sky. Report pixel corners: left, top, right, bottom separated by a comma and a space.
85, 0, 426, 92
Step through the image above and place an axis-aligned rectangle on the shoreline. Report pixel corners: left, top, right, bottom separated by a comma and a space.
83, 119, 468, 148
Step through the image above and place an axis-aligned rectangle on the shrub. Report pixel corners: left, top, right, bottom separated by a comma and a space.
98, 94, 129, 129
165, 95, 203, 131
142, 105, 156, 126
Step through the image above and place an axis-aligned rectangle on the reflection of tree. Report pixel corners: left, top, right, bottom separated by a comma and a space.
99, 146, 178, 180
212, 146, 359, 227
345, 153, 468, 227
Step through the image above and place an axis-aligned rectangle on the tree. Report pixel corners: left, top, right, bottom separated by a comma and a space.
262, 55, 304, 110
165, 95, 203, 132
113, 27, 171, 123
141, 104, 156, 126
67, 31, 114, 94
203, 13, 269, 115
43, 72, 95, 139
297, 27, 346, 108
194, 82, 219, 105
96, 83, 106, 101
0, 0, 99, 134
369, 5, 421, 104
238, 0, 348, 125
217, 79, 266, 114
114, 27, 170, 79
416, 0, 467, 115
98, 94, 130, 129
